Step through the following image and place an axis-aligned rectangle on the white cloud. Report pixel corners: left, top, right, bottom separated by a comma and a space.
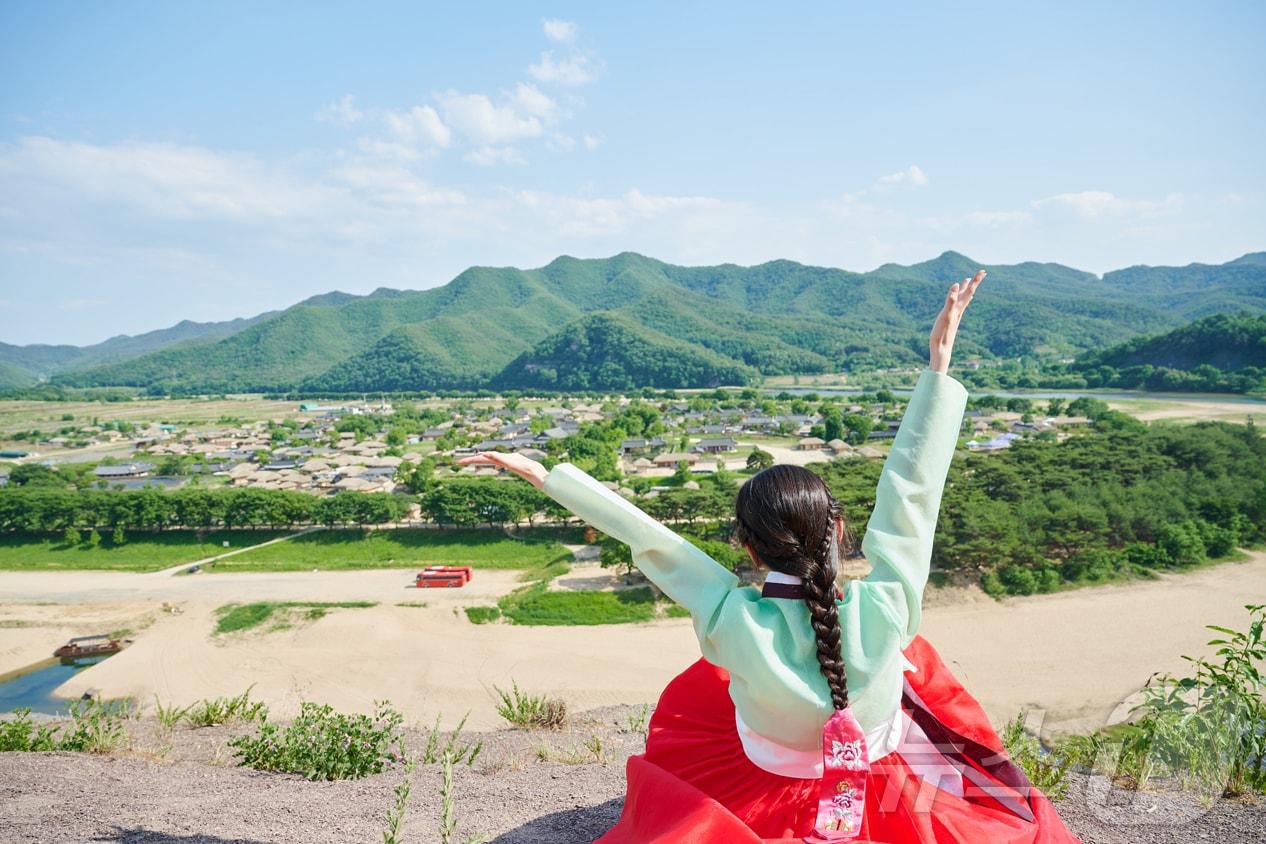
435, 90, 544, 145
549, 133, 577, 152
317, 95, 363, 127
1, 136, 330, 220
508, 82, 560, 120
1031, 190, 1182, 220
542, 18, 578, 44
511, 188, 731, 237
875, 165, 929, 189
464, 146, 526, 166
528, 50, 602, 86
382, 104, 452, 148
582, 132, 603, 151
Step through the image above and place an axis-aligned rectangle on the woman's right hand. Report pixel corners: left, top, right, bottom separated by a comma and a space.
929, 270, 985, 373
456, 451, 549, 489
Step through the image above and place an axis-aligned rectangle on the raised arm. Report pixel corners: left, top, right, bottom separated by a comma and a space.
861, 271, 982, 643
455, 452, 737, 621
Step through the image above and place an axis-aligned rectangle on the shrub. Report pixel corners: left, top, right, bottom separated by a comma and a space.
997, 565, 1038, 596
420, 712, 482, 767
381, 750, 418, 844
464, 606, 501, 624
493, 680, 566, 729
57, 698, 131, 754
0, 709, 58, 751
1000, 715, 1073, 799
184, 688, 268, 727
1117, 604, 1266, 797
229, 700, 404, 781
153, 698, 191, 730
980, 570, 1007, 599
1156, 520, 1207, 568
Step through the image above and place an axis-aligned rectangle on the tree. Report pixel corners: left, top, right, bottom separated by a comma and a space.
598, 534, 635, 578
672, 460, 693, 485
747, 449, 774, 471
841, 414, 873, 445
10, 464, 64, 488
822, 408, 844, 442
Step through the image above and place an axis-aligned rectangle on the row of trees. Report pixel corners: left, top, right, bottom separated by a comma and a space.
0, 488, 411, 532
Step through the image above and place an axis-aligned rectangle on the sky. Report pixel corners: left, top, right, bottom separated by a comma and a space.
1, 1, 1264, 346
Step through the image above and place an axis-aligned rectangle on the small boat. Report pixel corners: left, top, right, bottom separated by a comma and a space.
53, 635, 127, 662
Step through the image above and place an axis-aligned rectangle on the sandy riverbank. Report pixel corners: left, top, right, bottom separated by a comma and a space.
2, 552, 1263, 735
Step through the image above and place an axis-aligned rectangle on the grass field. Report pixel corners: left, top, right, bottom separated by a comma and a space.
0, 396, 306, 437
497, 584, 659, 626
208, 528, 576, 573
0, 530, 289, 572
213, 601, 378, 634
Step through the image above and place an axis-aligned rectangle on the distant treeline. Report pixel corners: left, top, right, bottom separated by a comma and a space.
964, 311, 1266, 395
3, 402, 1264, 599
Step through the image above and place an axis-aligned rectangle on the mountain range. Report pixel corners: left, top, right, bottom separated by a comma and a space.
3, 250, 1264, 393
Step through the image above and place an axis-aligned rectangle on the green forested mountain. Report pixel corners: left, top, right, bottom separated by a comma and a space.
29, 250, 1266, 393
1076, 311, 1266, 371
0, 311, 278, 389
1068, 311, 1266, 393
492, 313, 758, 390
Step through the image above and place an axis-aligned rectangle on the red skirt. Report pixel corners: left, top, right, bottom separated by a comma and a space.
597, 636, 1082, 844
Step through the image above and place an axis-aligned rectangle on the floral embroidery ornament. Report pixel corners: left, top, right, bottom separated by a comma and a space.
806, 707, 869, 841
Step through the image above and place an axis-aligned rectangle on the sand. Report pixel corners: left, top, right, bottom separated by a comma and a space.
2, 552, 1264, 736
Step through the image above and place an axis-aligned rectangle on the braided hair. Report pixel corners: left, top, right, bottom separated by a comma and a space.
734, 465, 855, 710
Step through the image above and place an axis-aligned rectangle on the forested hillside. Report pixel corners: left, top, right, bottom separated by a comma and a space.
24, 250, 1266, 394
1063, 311, 1266, 393
0, 311, 277, 388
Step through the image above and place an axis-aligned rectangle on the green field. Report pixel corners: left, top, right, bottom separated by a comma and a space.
214, 601, 378, 634
497, 585, 659, 625
0, 530, 288, 572
207, 528, 576, 573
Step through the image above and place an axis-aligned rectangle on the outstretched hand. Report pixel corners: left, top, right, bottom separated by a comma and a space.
456, 451, 549, 489
929, 270, 985, 374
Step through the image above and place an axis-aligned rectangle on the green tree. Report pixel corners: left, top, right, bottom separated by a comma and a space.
746, 449, 774, 471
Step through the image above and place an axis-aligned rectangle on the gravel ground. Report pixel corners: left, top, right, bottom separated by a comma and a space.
1, 706, 1262, 844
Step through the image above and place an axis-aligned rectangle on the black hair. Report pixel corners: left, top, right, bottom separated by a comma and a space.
733, 464, 854, 710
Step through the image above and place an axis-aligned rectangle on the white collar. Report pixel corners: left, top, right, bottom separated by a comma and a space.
763, 571, 802, 586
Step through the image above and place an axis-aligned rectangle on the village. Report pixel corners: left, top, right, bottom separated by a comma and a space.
0, 383, 1093, 496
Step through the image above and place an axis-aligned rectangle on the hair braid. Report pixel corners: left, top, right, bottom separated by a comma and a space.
801, 498, 849, 710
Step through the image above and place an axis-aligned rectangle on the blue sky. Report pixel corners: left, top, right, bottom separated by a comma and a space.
2, 1, 1264, 345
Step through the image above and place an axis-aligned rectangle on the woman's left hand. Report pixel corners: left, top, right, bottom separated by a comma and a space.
455, 451, 549, 489
929, 270, 985, 373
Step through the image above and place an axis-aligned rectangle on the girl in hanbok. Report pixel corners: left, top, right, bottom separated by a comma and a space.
461, 270, 1082, 843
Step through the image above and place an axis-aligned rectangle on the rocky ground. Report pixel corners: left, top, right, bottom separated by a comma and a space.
2, 705, 1263, 844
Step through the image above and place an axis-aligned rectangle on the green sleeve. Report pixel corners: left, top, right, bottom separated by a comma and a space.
542, 463, 739, 622
860, 368, 968, 643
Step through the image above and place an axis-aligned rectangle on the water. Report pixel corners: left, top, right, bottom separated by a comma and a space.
0, 655, 111, 715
